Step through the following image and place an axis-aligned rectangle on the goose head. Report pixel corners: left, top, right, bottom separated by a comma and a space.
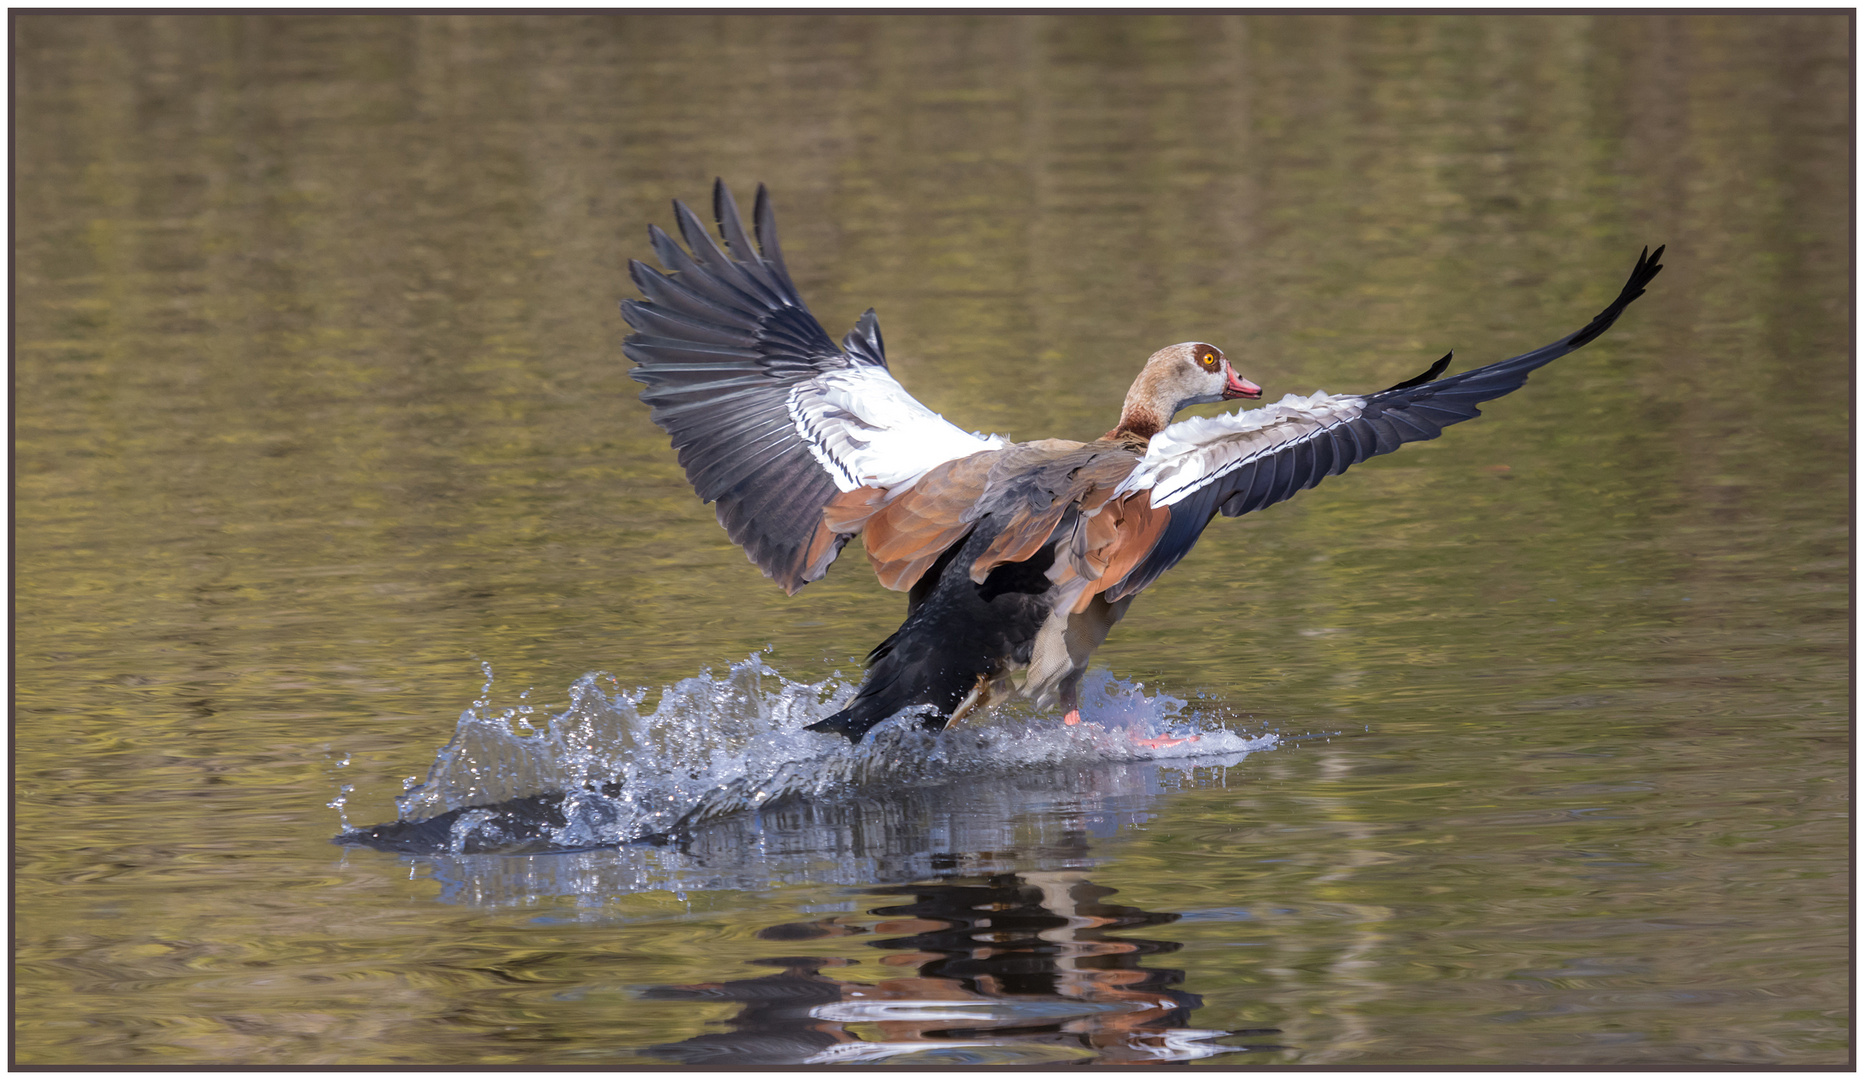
1107, 341, 1261, 442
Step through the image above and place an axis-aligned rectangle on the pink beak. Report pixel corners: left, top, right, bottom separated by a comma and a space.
1221, 364, 1262, 400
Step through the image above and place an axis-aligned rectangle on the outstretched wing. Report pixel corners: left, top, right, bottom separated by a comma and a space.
1105, 245, 1665, 600
623, 180, 1005, 594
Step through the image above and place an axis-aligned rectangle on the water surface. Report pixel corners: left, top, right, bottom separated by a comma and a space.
13, 12, 1849, 1066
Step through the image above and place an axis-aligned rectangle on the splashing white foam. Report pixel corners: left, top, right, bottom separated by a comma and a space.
394, 654, 1275, 851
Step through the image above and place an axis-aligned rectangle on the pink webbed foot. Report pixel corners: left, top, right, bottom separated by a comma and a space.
1063, 710, 1082, 726
1130, 733, 1201, 750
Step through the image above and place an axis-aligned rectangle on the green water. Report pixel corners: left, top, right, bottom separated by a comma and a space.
13, 12, 1849, 1065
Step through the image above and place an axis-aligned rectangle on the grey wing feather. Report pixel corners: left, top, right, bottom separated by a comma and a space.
623, 179, 888, 593
1106, 245, 1665, 601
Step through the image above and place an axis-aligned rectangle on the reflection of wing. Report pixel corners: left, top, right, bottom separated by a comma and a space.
1106, 245, 1665, 600
623, 180, 1004, 594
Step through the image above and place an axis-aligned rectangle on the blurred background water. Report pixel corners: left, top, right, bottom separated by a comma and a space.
13, 12, 1849, 1065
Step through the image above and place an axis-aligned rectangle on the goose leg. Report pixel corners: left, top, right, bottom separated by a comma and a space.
1050, 632, 1198, 748
1059, 677, 1082, 725
946, 673, 992, 726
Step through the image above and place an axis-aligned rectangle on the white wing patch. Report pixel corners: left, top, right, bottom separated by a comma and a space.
1119, 391, 1367, 508
788, 366, 1007, 492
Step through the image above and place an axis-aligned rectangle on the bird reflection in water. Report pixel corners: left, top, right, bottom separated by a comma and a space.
641, 871, 1279, 1065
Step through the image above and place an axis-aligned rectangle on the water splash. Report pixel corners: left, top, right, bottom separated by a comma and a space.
324, 750, 354, 830
324, 784, 353, 830
340, 654, 1275, 857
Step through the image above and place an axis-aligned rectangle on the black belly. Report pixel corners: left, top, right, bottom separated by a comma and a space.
804, 521, 1057, 742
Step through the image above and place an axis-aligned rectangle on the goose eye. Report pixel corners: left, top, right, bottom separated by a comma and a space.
1199, 352, 1218, 371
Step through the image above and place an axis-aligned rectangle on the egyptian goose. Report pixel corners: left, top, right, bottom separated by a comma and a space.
622, 181, 1663, 743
